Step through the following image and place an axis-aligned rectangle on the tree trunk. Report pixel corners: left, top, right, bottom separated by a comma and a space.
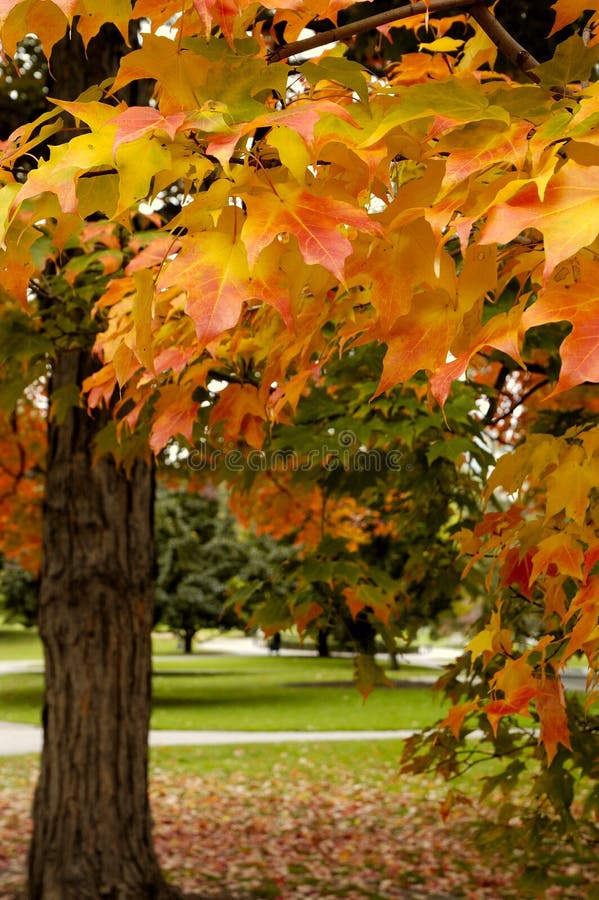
316, 628, 330, 658
27, 24, 177, 900
183, 628, 195, 654
28, 351, 177, 900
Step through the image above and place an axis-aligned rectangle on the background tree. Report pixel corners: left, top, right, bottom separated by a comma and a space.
155, 484, 245, 651
0, 557, 38, 627
228, 349, 485, 679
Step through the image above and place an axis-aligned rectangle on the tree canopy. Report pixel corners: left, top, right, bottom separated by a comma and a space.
1, 0, 599, 895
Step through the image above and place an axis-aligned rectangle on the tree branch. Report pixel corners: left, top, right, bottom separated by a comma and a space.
469, 3, 540, 81
267, 0, 489, 64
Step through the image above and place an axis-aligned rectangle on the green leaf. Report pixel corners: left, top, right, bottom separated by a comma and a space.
300, 57, 370, 105
49, 383, 83, 424
533, 35, 599, 88
353, 653, 392, 699
426, 436, 474, 464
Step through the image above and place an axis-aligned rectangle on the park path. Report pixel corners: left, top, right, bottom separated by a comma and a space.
0, 721, 418, 756
0, 637, 588, 756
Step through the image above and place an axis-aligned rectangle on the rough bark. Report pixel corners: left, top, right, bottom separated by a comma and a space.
26, 24, 177, 900
28, 350, 176, 900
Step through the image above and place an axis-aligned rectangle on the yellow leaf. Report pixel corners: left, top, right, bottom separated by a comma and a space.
132, 270, 155, 371
419, 37, 464, 53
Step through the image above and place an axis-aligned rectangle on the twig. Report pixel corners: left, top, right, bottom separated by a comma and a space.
489, 378, 550, 426
469, 3, 540, 82
267, 0, 489, 64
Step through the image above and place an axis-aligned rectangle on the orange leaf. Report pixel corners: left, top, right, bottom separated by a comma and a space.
549, 0, 593, 35
374, 289, 459, 397
292, 600, 323, 634
149, 385, 200, 454
157, 232, 250, 347
563, 577, 599, 660
429, 308, 523, 407
242, 185, 381, 282
439, 700, 479, 739
209, 384, 267, 451
522, 273, 599, 395
535, 679, 572, 765
480, 162, 599, 281
529, 533, 584, 585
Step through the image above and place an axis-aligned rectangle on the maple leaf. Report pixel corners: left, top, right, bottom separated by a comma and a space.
209, 383, 267, 450
429, 307, 523, 407
499, 547, 534, 599
550, 0, 596, 36
374, 289, 460, 396
193, 0, 239, 45
157, 231, 250, 347
242, 185, 381, 282
290, 599, 323, 634
149, 385, 200, 454
465, 607, 512, 664
440, 121, 530, 194
439, 700, 479, 739
485, 691, 535, 736
529, 533, 584, 585
110, 34, 212, 113
535, 679, 572, 765
563, 577, 599, 660
522, 274, 599, 395
110, 107, 187, 150
479, 162, 599, 281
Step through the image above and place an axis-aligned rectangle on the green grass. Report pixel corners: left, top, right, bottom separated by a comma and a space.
0, 654, 447, 730
0, 740, 500, 795
0, 627, 43, 661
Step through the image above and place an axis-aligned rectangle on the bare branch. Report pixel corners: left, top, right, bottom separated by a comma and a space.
469, 3, 540, 81
267, 0, 488, 64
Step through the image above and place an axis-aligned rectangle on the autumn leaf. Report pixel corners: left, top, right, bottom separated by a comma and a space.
149, 385, 200, 454
157, 231, 250, 347
290, 599, 323, 634
522, 273, 599, 395
549, 0, 595, 34
535, 679, 572, 765
439, 700, 479, 739
529, 533, 584, 584
242, 185, 381, 282
209, 383, 267, 450
563, 577, 599, 660
131, 270, 155, 371
373, 289, 460, 397
465, 607, 512, 664
192, 0, 239, 45
110, 107, 187, 150
429, 307, 523, 407
479, 162, 599, 281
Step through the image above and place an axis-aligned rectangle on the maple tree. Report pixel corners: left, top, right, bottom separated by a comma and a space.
1, 0, 599, 895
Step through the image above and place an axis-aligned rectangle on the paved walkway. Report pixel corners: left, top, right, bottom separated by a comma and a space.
0, 637, 588, 756
0, 721, 418, 757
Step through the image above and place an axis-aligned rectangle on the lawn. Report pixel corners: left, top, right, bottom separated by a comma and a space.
1, 747, 596, 899
0, 653, 447, 731
0, 627, 43, 661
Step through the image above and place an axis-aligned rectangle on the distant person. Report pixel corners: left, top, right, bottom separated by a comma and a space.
268, 632, 281, 654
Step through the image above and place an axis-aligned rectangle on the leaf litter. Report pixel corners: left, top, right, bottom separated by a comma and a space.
0, 754, 595, 899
